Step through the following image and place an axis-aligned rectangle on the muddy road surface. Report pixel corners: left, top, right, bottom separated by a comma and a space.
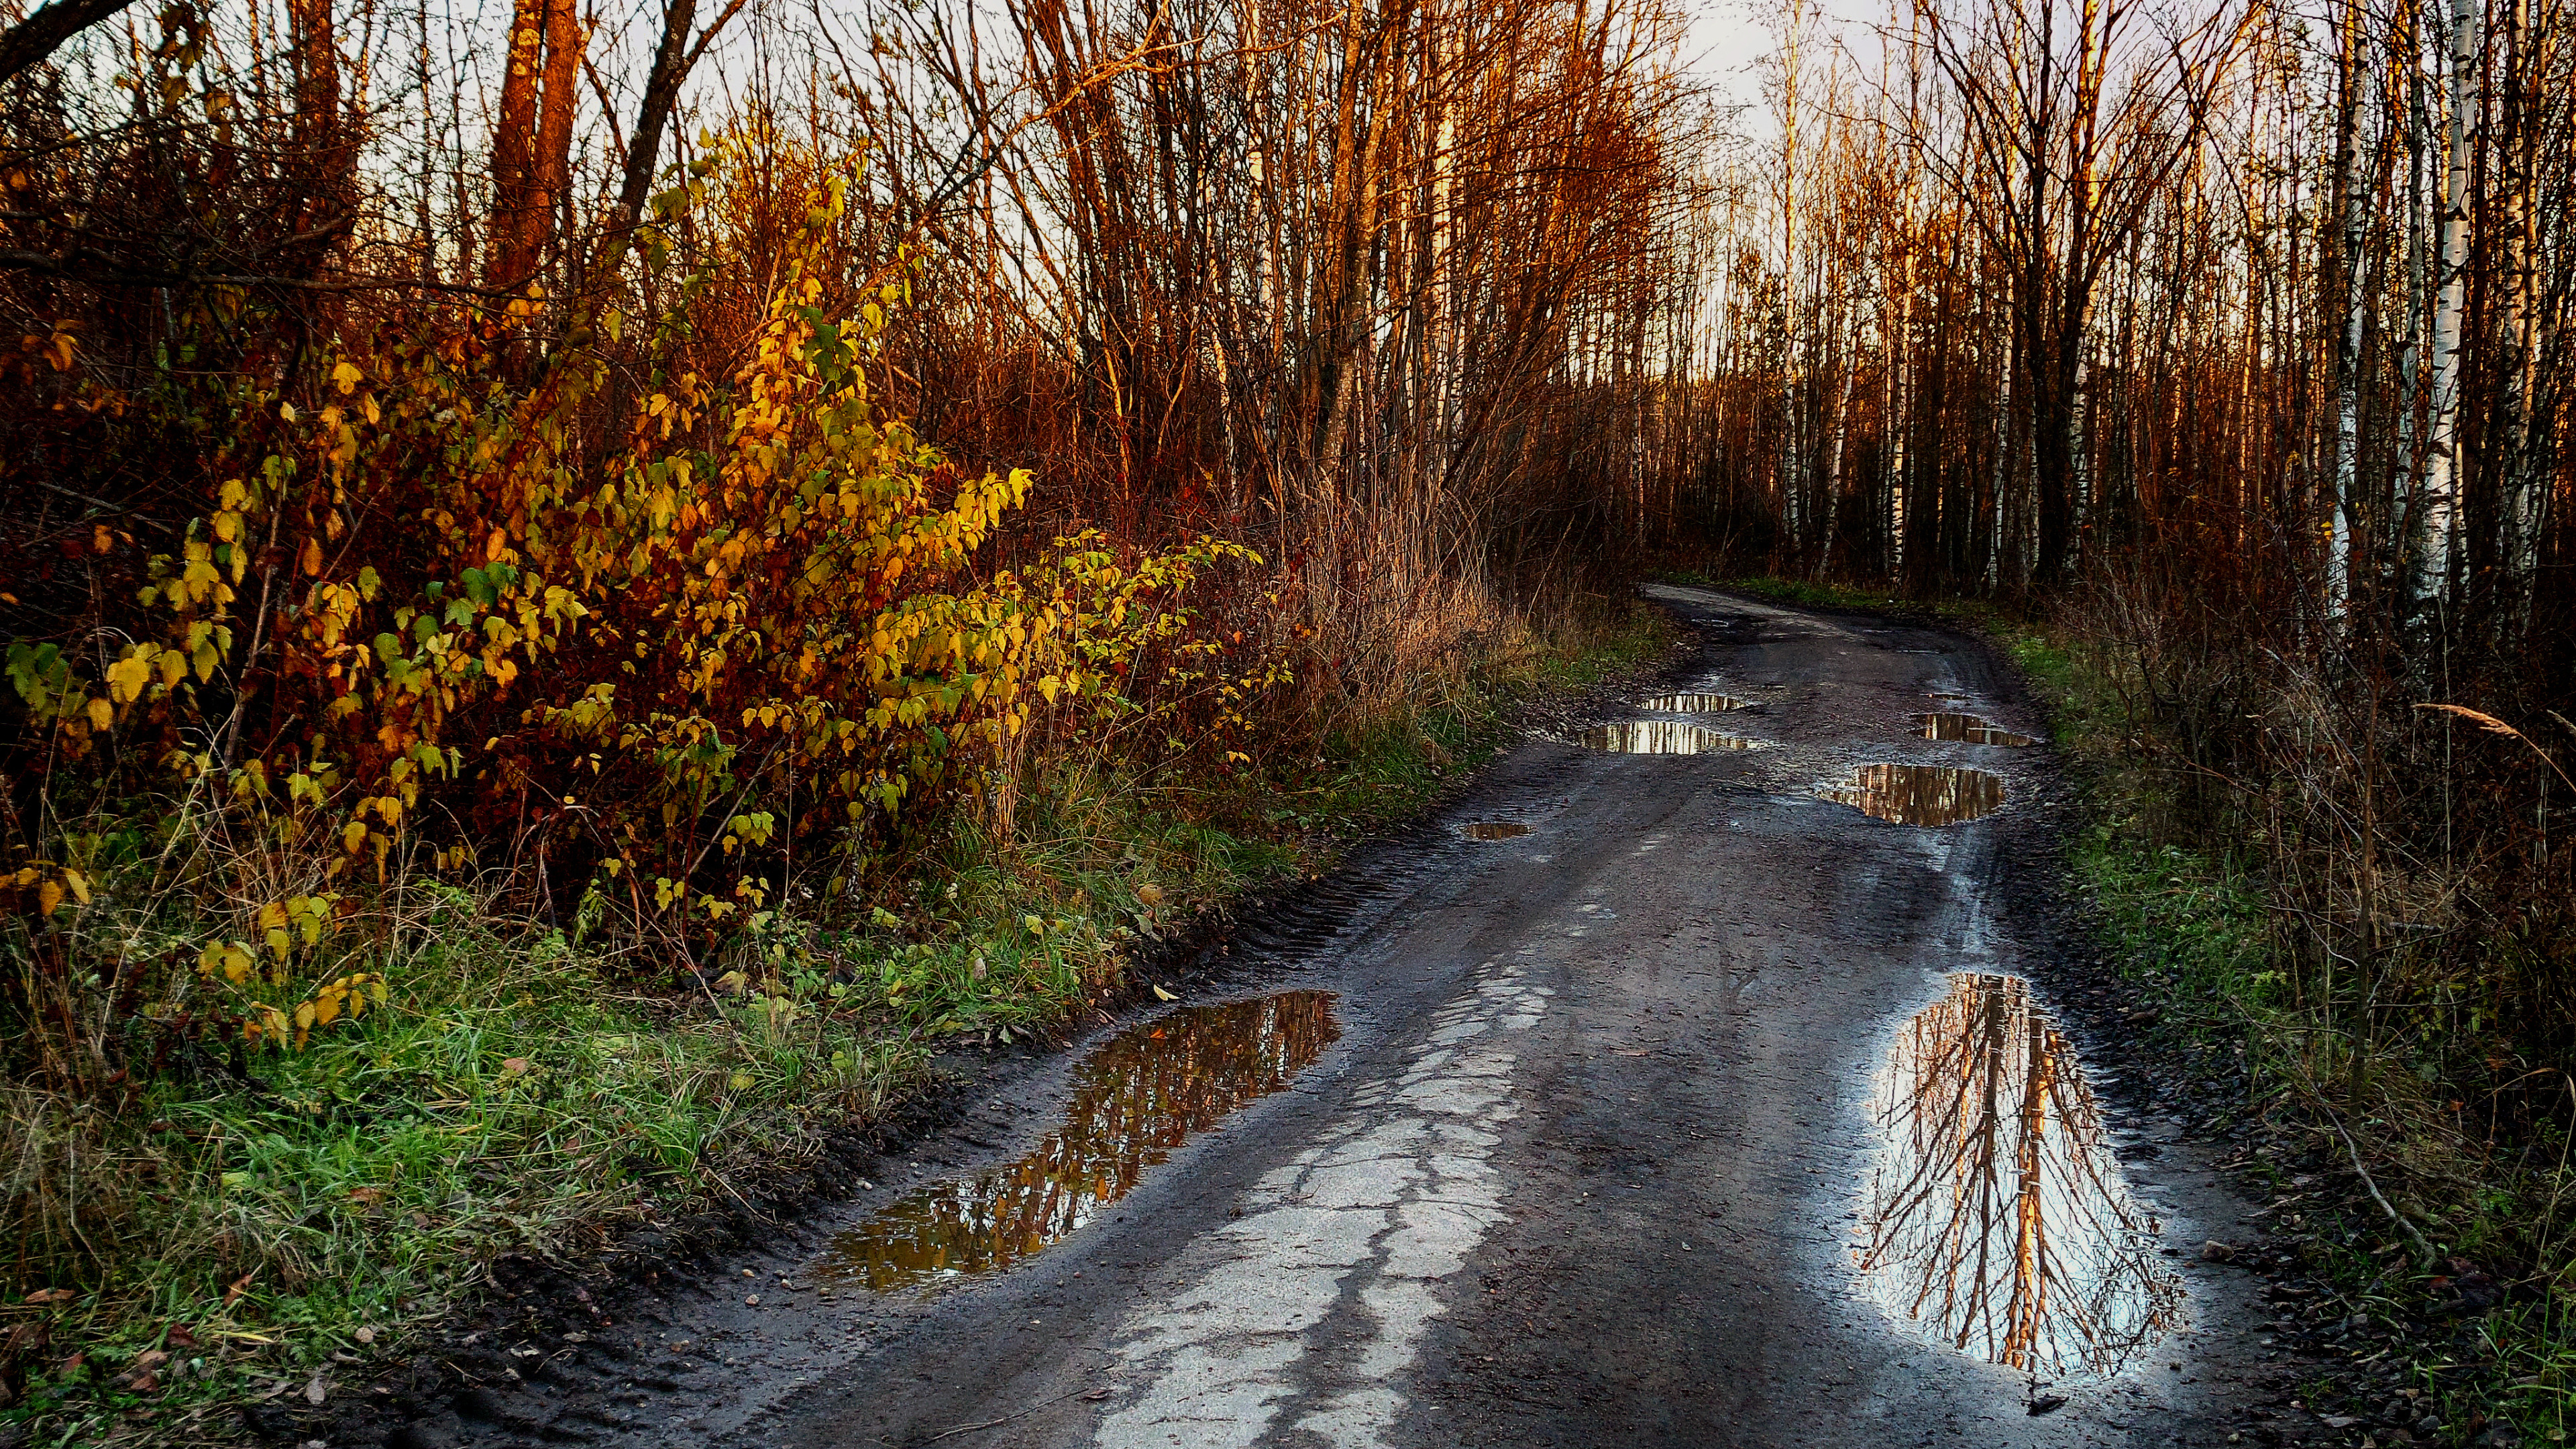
390, 587, 2316, 1449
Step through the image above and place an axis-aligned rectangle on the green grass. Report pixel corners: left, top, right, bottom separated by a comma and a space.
1258, 602, 1676, 839
1, 602, 1672, 1447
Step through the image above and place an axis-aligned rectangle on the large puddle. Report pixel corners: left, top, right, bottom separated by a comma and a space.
818, 991, 1340, 1293
1583, 721, 1760, 755
1919, 712, 2035, 747
1640, 692, 1746, 713
1821, 763, 2004, 825
1856, 974, 2184, 1379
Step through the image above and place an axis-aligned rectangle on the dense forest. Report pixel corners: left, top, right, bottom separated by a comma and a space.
1, 0, 2569, 1432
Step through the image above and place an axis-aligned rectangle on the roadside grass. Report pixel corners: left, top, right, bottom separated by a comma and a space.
0, 810, 1177, 1446
1969, 603, 2565, 1444
1, 600, 1674, 1447
1265, 602, 1677, 838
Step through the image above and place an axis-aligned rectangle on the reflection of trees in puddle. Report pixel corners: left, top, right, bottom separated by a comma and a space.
1582, 721, 1759, 754
820, 992, 1340, 1293
1917, 712, 2036, 747
1821, 763, 2004, 825
1640, 692, 1746, 713
1858, 974, 2183, 1378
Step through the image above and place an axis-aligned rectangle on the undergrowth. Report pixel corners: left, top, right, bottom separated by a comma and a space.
2018, 614, 2576, 1446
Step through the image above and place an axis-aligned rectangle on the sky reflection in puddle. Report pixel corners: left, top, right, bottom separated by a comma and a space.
818, 991, 1340, 1293
1857, 973, 2184, 1379
1463, 821, 1533, 840
1919, 712, 2036, 747
1821, 763, 2004, 825
1582, 721, 1760, 754
1640, 692, 1746, 713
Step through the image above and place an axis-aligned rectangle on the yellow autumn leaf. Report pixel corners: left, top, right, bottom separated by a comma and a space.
1151, 983, 1177, 1002
104, 653, 153, 703
85, 697, 113, 731
36, 880, 64, 916
342, 820, 368, 853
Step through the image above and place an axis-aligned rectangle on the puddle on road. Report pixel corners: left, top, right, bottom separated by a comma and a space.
1919, 712, 2036, 747
1582, 721, 1761, 755
818, 991, 1340, 1293
1821, 763, 2004, 825
1857, 973, 2184, 1379
1463, 822, 1533, 841
1640, 692, 1746, 714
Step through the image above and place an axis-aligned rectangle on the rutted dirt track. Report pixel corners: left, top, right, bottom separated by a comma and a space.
373, 587, 2320, 1449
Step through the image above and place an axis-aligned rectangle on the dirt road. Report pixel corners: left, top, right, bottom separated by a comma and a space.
382, 586, 2314, 1449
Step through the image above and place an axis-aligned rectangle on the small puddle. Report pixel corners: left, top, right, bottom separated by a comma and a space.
1857, 973, 2184, 1378
818, 991, 1340, 1293
1462, 821, 1532, 841
1582, 721, 1760, 755
1919, 712, 2035, 747
1821, 763, 2003, 825
1640, 692, 1746, 713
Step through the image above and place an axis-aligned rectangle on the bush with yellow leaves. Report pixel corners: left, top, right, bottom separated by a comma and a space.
3, 163, 1276, 1059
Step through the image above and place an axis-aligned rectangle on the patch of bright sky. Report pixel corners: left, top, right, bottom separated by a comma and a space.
1680, 0, 1890, 142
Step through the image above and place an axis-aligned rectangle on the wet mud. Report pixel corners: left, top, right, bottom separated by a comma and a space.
1856, 973, 2184, 1379
1581, 720, 1760, 753
1823, 761, 2006, 825
818, 991, 1339, 1293
1462, 821, 1533, 841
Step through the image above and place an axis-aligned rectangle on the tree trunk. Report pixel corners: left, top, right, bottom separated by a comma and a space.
486, 0, 547, 289
2412, 0, 2478, 647
617, 0, 704, 229
2325, 0, 2369, 623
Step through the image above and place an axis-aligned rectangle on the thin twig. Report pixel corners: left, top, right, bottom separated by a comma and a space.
2318, 1099, 2435, 1265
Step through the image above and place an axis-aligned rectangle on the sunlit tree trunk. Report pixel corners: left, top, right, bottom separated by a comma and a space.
2412, 0, 2478, 647
2493, 0, 2542, 629
2324, 0, 2370, 624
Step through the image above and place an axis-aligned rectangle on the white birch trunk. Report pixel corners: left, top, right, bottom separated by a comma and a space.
2413, 0, 2477, 637
2326, 0, 2372, 624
